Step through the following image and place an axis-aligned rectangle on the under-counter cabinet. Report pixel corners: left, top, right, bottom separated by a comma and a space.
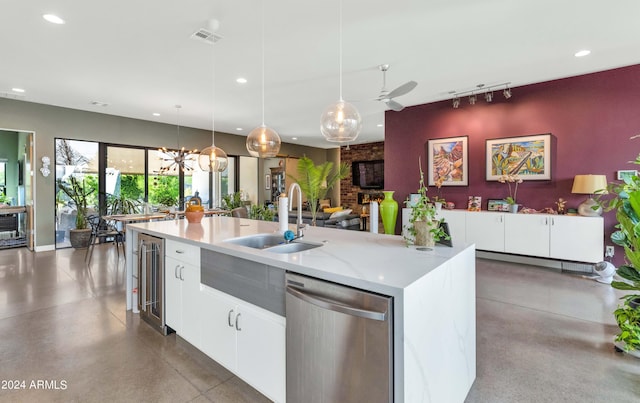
201, 285, 285, 403
465, 212, 505, 252
165, 239, 201, 348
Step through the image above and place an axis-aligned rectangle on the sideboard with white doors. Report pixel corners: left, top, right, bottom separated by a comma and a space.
402, 208, 604, 263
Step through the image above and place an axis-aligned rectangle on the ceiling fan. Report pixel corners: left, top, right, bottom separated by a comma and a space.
375, 64, 417, 111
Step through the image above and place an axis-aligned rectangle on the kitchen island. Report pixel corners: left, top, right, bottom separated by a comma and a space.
125, 216, 476, 402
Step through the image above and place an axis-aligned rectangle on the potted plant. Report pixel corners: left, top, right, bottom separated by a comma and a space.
404, 158, 449, 248
287, 156, 348, 226
57, 175, 95, 248
598, 148, 640, 355
498, 173, 523, 213
107, 194, 140, 215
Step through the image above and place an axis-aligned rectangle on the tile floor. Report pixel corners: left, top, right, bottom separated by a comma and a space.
0, 245, 638, 402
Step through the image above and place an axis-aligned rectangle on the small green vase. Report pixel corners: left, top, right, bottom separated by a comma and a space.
380, 191, 398, 235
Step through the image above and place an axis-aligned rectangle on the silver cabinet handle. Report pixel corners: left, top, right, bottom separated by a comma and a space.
551, 217, 555, 226
544, 217, 548, 225
174, 265, 180, 279
139, 241, 146, 312
176, 249, 185, 254
235, 312, 242, 331
286, 286, 387, 321
179, 265, 184, 281
228, 309, 234, 327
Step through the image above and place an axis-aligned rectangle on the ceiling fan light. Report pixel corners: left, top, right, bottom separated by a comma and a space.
320, 100, 362, 143
246, 124, 281, 158
198, 145, 228, 172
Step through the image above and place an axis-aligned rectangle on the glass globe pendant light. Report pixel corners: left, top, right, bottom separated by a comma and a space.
320, 0, 362, 143
199, 19, 228, 173
246, 0, 281, 158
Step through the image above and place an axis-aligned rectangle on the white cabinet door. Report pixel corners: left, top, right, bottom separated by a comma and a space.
549, 215, 604, 263
504, 214, 550, 257
180, 262, 201, 348
165, 255, 182, 333
200, 286, 238, 371
437, 209, 466, 245
236, 302, 286, 403
466, 212, 505, 251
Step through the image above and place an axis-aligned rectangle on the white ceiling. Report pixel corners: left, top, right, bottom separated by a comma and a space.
2, 0, 640, 149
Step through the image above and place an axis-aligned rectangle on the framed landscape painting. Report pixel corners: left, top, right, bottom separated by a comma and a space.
426, 136, 468, 186
485, 133, 552, 181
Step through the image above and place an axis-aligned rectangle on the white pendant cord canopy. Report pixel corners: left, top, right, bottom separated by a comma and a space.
320, 0, 362, 143
159, 105, 198, 174
246, 0, 281, 158
199, 19, 228, 173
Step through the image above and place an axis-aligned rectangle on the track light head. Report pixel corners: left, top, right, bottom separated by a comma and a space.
503, 87, 512, 99
485, 91, 493, 102
469, 94, 477, 105
452, 97, 460, 108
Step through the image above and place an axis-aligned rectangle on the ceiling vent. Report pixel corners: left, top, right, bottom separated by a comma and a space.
190, 28, 223, 44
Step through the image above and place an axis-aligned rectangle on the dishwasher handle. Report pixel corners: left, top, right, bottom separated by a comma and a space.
286, 285, 387, 321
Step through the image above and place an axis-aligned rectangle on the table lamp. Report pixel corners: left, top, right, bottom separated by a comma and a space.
571, 174, 607, 216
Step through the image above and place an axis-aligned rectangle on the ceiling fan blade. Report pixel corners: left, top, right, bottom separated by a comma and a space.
386, 81, 417, 99
385, 99, 405, 111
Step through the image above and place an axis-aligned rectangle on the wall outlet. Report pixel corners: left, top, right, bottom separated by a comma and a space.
605, 245, 615, 258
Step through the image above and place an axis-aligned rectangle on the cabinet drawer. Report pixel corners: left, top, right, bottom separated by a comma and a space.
166, 238, 200, 266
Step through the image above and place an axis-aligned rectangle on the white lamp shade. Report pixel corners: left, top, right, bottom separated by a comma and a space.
246, 124, 281, 158
571, 174, 607, 194
320, 100, 362, 143
198, 145, 228, 172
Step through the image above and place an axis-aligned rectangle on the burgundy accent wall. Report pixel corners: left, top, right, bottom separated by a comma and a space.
385, 64, 640, 264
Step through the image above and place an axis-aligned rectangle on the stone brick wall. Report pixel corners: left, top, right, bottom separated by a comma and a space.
339, 141, 384, 211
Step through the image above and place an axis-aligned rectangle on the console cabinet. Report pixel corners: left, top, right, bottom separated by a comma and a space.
432, 209, 603, 263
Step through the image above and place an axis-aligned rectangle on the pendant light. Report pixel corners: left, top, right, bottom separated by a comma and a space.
159, 105, 198, 174
320, 0, 362, 143
246, 0, 281, 158
199, 19, 228, 173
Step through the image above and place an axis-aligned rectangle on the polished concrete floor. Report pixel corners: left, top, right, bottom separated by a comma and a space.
0, 245, 638, 402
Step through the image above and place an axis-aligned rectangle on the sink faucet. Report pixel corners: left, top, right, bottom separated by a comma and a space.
288, 183, 305, 238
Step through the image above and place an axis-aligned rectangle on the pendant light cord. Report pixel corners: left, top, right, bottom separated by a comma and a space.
338, 0, 343, 102
261, 0, 266, 125
211, 31, 216, 146
176, 105, 181, 148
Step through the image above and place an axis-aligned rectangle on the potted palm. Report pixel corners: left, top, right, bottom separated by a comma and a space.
599, 141, 640, 355
404, 158, 449, 248
287, 156, 348, 226
57, 176, 95, 248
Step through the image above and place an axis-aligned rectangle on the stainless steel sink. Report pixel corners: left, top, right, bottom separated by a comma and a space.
225, 233, 286, 249
266, 241, 322, 254
224, 233, 322, 253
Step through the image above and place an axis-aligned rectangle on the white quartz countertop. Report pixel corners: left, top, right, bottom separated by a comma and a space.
128, 216, 472, 296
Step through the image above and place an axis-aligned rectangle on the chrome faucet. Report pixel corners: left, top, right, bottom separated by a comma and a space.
288, 182, 305, 238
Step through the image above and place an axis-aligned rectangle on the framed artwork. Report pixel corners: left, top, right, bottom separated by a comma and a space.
407, 193, 420, 207
617, 170, 638, 180
265, 174, 271, 190
426, 136, 468, 186
467, 196, 482, 211
487, 199, 509, 212
486, 133, 552, 181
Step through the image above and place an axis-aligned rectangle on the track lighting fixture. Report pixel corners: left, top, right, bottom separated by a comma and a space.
449, 82, 512, 108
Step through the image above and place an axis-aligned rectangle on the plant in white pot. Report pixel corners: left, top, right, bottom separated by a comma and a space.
404, 158, 449, 248
498, 173, 523, 213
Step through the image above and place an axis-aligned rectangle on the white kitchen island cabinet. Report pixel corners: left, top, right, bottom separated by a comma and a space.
125, 216, 476, 403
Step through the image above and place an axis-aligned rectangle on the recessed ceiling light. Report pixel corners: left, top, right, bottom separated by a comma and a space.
236, 78, 247, 84
292, 137, 298, 140
377, 124, 383, 127
12, 88, 25, 93
152, 113, 160, 117
43, 14, 65, 24
574, 49, 591, 57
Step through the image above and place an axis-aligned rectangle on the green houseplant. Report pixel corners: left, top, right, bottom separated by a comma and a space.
287, 156, 348, 226
404, 158, 449, 247
107, 194, 140, 215
57, 176, 95, 248
599, 141, 640, 354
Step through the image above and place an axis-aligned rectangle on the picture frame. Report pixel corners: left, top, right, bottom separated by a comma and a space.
487, 199, 509, 212
617, 170, 638, 180
265, 174, 271, 190
407, 193, 420, 207
485, 133, 552, 181
467, 196, 482, 211
426, 136, 468, 186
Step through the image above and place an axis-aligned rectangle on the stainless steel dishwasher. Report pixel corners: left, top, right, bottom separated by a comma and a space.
285, 272, 393, 403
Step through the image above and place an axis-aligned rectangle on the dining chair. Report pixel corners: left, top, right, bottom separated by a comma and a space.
85, 214, 125, 264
